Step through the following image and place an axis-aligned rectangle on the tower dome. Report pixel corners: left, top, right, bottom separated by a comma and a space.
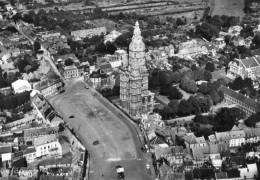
129, 21, 145, 52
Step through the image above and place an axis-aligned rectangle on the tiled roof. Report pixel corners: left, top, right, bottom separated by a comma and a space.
218, 86, 260, 112
0, 146, 12, 154
244, 128, 260, 138
239, 56, 260, 68
229, 130, 245, 139
23, 146, 36, 155
33, 134, 58, 146
215, 132, 231, 141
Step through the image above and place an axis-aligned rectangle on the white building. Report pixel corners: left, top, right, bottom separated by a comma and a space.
71, 27, 107, 41
23, 146, 37, 163
177, 39, 208, 58
229, 130, 245, 147
228, 55, 260, 80
0, 145, 12, 162
228, 26, 243, 37
104, 30, 122, 43
11, 79, 32, 94
34, 135, 62, 158
239, 163, 258, 179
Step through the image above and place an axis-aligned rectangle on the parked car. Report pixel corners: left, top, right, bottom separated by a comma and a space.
115, 165, 125, 179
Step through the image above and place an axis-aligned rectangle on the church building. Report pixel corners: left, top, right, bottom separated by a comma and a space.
119, 21, 155, 118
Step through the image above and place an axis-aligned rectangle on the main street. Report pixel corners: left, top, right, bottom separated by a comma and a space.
49, 79, 154, 180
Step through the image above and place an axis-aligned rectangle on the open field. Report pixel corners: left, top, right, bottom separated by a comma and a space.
50, 80, 152, 180
210, 0, 245, 18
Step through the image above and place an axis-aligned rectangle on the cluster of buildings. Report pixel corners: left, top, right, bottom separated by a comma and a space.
140, 112, 260, 180
0, 88, 86, 179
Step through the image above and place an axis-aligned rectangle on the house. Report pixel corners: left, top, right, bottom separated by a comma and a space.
232, 36, 246, 47
244, 128, 260, 143
33, 78, 64, 97
215, 132, 230, 153
176, 39, 208, 58
228, 55, 260, 80
71, 27, 107, 41
0, 145, 12, 162
89, 69, 112, 89
154, 146, 186, 168
99, 63, 113, 75
23, 126, 59, 143
218, 86, 260, 115
229, 130, 245, 147
228, 26, 243, 37
4, 115, 36, 130
34, 135, 62, 158
0, 87, 12, 95
11, 79, 31, 94
239, 163, 258, 179
141, 113, 165, 141
212, 37, 226, 49
30, 90, 63, 125
62, 65, 80, 79
23, 146, 36, 163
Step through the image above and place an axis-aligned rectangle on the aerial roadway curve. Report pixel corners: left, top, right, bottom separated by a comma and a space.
49, 79, 154, 180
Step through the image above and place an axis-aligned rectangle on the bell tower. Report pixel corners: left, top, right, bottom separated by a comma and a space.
119, 21, 154, 118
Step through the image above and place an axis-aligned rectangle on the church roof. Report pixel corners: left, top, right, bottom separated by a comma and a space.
129, 21, 145, 52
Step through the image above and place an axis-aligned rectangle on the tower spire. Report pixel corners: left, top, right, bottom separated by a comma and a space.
132, 21, 141, 40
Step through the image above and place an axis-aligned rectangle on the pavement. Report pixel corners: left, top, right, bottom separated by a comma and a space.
49, 79, 154, 180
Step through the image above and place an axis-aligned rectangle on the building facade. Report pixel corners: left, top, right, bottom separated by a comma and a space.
119, 21, 154, 118
219, 86, 260, 115
228, 55, 260, 80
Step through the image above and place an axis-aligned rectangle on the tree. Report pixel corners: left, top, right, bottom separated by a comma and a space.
187, 96, 201, 115
114, 31, 132, 48
245, 113, 260, 127
203, 70, 212, 81
168, 99, 179, 114
178, 100, 193, 116
240, 25, 254, 38
176, 17, 186, 26
195, 23, 220, 41
180, 77, 198, 93
168, 86, 183, 100
213, 107, 245, 132
64, 58, 74, 66
205, 62, 215, 72
198, 83, 209, 94
24, 65, 32, 73
252, 34, 260, 47
33, 40, 41, 52
158, 70, 173, 87
229, 76, 244, 90
210, 90, 221, 105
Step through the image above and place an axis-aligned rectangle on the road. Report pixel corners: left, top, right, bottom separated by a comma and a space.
49, 79, 153, 180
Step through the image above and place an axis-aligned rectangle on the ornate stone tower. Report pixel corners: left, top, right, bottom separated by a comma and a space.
120, 21, 154, 118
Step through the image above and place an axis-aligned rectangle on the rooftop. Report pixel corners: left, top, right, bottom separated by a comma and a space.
0, 145, 12, 154
219, 86, 260, 112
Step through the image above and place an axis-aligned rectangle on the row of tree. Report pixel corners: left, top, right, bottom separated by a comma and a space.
155, 94, 213, 120
0, 91, 31, 110
193, 107, 246, 132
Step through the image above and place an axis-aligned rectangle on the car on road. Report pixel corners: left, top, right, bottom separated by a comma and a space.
115, 165, 125, 179
69, 115, 74, 118
92, 140, 99, 145
85, 84, 89, 89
